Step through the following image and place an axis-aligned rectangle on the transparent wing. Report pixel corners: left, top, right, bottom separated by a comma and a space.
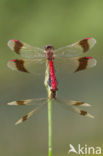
73, 56, 97, 72
55, 98, 94, 119
7, 58, 45, 73
8, 39, 45, 59
8, 98, 47, 125
15, 108, 39, 125
54, 56, 97, 74
15, 104, 46, 125
54, 37, 96, 58
8, 98, 47, 106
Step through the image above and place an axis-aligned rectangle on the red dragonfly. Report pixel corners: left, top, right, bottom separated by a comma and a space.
7, 37, 96, 125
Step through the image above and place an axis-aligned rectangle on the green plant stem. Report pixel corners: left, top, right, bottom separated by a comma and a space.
44, 61, 53, 156
48, 98, 52, 156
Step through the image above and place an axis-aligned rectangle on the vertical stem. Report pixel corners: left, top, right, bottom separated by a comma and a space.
48, 98, 52, 156
44, 61, 52, 156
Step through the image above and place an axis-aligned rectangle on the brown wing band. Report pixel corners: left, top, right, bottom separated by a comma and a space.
75, 57, 88, 72
22, 115, 28, 122
14, 40, 23, 54
74, 101, 84, 106
80, 110, 87, 116
16, 101, 25, 105
14, 59, 29, 73
79, 39, 89, 52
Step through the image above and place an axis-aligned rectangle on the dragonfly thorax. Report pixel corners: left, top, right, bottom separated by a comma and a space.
44, 45, 54, 61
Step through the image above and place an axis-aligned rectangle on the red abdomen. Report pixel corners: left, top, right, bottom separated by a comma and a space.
49, 61, 57, 91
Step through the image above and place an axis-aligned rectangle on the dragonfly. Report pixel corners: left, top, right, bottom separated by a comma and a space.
7, 37, 97, 125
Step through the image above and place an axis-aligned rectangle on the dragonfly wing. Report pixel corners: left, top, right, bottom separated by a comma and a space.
15, 106, 41, 125
56, 98, 91, 107
7, 59, 29, 73
7, 58, 45, 73
8, 99, 34, 106
8, 98, 47, 106
73, 56, 97, 72
8, 39, 45, 59
54, 37, 96, 58
54, 56, 97, 75
8, 98, 47, 125
68, 100, 91, 107
56, 98, 94, 119
72, 107, 94, 119
15, 101, 46, 125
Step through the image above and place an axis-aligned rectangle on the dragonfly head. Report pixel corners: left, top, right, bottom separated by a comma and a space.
44, 45, 54, 52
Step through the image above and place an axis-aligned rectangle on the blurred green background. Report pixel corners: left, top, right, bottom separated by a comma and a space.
0, 0, 103, 156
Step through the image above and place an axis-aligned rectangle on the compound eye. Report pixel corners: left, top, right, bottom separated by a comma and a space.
44, 45, 54, 51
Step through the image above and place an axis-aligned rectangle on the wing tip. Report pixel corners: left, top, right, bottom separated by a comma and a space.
8, 102, 16, 106
87, 37, 96, 47
86, 114, 95, 119
73, 107, 95, 119
7, 40, 15, 47
74, 56, 97, 73
7, 59, 30, 73
72, 101, 91, 107
15, 120, 21, 125
85, 37, 96, 43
